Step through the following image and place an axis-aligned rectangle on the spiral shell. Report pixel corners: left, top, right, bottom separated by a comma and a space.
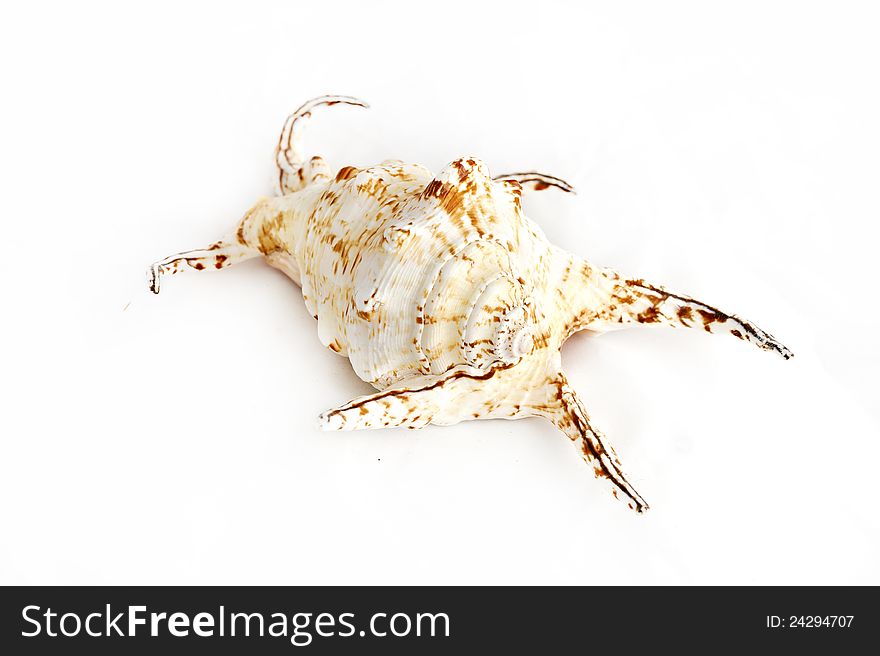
149, 95, 792, 514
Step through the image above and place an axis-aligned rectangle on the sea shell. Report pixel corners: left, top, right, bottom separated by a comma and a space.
149, 95, 792, 513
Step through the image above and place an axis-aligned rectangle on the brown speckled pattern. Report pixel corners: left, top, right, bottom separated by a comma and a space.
149, 96, 793, 513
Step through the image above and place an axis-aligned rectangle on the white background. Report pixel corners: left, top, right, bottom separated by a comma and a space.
2, 1, 878, 585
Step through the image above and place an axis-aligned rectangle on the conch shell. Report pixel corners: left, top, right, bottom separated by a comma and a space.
149, 95, 792, 513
